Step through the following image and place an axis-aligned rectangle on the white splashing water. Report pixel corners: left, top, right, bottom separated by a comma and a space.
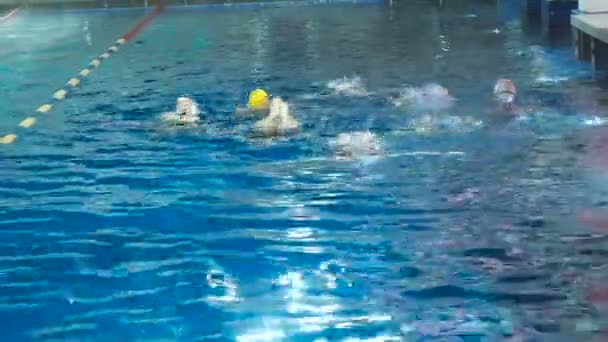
392, 83, 455, 112
331, 131, 382, 159
326, 76, 369, 97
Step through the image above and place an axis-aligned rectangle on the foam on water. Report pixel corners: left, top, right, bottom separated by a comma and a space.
326, 76, 369, 97
392, 84, 455, 113
330, 131, 382, 159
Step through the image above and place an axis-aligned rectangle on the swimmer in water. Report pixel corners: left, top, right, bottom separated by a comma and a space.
326, 76, 369, 97
254, 97, 299, 137
236, 88, 271, 117
161, 96, 201, 126
392, 83, 475, 135
331, 131, 382, 160
493, 78, 518, 115
392, 83, 455, 113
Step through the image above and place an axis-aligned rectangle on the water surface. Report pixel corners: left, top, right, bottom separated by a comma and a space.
1, 1, 608, 341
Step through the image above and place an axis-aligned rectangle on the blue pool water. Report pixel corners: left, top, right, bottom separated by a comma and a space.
2, 1, 608, 341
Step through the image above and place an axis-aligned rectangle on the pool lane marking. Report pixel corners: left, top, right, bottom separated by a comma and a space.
0, 1, 165, 145
0, 7, 19, 22
122, 2, 164, 41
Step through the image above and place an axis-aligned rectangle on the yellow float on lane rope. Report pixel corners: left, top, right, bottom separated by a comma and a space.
0, 134, 17, 144
19, 117, 36, 128
37, 104, 52, 113
67, 78, 80, 87
89, 59, 101, 68
53, 89, 67, 100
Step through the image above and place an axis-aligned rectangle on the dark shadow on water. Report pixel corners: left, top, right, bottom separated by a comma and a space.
402, 285, 568, 304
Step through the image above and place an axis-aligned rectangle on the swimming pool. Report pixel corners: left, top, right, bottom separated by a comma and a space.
1, 0, 608, 340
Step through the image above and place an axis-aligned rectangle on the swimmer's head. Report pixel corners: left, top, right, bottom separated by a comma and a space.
422, 83, 450, 98
494, 79, 517, 104
176, 97, 193, 114
248, 89, 270, 111
419, 83, 455, 111
176, 97, 199, 117
333, 131, 382, 159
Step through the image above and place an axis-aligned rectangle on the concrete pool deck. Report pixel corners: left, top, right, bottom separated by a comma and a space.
572, 9, 608, 73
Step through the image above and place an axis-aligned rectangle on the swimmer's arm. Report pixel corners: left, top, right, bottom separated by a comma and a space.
183, 115, 201, 124
234, 105, 252, 116
235, 105, 270, 119
161, 111, 179, 121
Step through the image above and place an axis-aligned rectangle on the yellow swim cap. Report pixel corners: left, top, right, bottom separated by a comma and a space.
248, 89, 270, 111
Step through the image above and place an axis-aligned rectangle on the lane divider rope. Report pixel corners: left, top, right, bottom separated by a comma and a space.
0, 1, 165, 145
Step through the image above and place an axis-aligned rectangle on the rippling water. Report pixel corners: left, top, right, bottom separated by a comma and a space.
2, 1, 608, 341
